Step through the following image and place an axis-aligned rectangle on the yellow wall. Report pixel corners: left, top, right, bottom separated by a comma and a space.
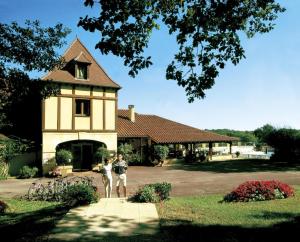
60, 97, 72, 129
92, 87, 103, 97
105, 100, 115, 130
75, 86, 90, 96
42, 132, 117, 163
92, 99, 103, 130
105, 89, 116, 98
44, 97, 57, 129
61, 85, 73, 95
75, 117, 90, 130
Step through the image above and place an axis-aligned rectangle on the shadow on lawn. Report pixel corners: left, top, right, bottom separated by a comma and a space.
47, 211, 300, 242
0, 204, 69, 242
168, 159, 300, 173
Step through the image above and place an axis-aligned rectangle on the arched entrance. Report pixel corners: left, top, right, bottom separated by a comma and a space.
56, 140, 106, 171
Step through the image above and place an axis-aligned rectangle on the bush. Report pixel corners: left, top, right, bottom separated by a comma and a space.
153, 145, 169, 161
27, 176, 98, 206
18, 166, 38, 179
47, 167, 62, 178
56, 149, 73, 165
63, 183, 99, 207
118, 143, 133, 161
223, 180, 294, 202
130, 182, 172, 203
235, 151, 240, 158
94, 147, 110, 163
0, 200, 8, 214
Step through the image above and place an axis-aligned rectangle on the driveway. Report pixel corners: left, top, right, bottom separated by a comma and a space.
1, 162, 300, 198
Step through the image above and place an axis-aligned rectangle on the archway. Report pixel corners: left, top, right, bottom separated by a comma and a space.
56, 140, 106, 171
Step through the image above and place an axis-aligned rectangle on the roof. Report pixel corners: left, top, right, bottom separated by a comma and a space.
42, 38, 121, 89
117, 110, 239, 143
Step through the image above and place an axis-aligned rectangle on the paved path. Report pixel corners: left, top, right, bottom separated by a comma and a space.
49, 198, 159, 241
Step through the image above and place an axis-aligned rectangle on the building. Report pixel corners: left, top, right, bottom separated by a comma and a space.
41, 39, 237, 171
117, 106, 238, 162
42, 38, 120, 170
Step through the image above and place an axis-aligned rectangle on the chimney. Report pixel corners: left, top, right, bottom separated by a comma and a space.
128, 105, 135, 122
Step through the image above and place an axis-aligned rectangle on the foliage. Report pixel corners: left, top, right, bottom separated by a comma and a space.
264, 128, 300, 162
128, 152, 142, 165
130, 182, 171, 203
0, 161, 9, 180
235, 151, 240, 158
0, 20, 70, 137
56, 149, 73, 166
223, 180, 294, 202
132, 185, 160, 203
63, 183, 99, 207
153, 145, 169, 161
79, 0, 285, 102
0, 137, 30, 179
117, 143, 133, 161
0, 200, 8, 214
26, 176, 98, 206
94, 146, 110, 163
208, 129, 257, 144
253, 124, 275, 149
150, 182, 172, 201
18, 166, 39, 179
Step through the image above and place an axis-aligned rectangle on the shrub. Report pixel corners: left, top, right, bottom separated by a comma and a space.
27, 176, 98, 206
18, 166, 38, 179
131, 185, 160, 203
94, 147, 110, 163
235, 151, 240, 158
63, 183, 99, 207
56, 149, 73, 165
153, 145, 169, 161
0, 200, 8, 214
117, 143, 133, 161
130, 182, 171, 203
128, 153, 142, 165
149, 182, 172, 201
223, 180, 294, 202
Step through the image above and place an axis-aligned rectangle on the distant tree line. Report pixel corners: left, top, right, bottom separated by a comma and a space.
208, 124, 300, 162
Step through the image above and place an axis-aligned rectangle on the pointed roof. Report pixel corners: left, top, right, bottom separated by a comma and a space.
42, 38, 121, 89
117, 109, 239, 143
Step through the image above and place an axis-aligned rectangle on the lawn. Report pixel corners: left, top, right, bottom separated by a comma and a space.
0, 198, 69, 241
156, 186, 300, 242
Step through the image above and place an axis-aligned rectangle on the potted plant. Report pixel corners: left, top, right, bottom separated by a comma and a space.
56, 149, 73, 176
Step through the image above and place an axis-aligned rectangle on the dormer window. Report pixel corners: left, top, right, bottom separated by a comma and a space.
76, 63, 88, 79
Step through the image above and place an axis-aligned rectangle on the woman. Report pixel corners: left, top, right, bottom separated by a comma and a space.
101, 158, 113, 198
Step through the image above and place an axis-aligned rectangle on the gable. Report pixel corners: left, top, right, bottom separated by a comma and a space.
42, 38, 121, 89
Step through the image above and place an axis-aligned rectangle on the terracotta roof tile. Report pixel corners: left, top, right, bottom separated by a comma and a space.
117, 110, 238, 143
42, 38, 120, 89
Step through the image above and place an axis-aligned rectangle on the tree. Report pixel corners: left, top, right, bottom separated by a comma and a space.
254, 124, 275, 143
78, 0, 285, 102
0, 20, 70, 137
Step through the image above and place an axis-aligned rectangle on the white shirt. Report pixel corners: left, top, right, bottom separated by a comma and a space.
103, 163, 112, 178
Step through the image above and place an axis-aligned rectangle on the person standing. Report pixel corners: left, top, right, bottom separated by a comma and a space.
113, 154, 128, 198
102, 158, 113, 198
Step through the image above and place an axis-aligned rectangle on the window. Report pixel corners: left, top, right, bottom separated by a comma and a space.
75, 99, 90, 116
76, 63, 88, 79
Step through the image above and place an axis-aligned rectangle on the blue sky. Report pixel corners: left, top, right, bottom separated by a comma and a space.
1, 0, 299, 130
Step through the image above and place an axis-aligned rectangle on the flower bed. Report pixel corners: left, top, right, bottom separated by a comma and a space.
224, 180, 294, 202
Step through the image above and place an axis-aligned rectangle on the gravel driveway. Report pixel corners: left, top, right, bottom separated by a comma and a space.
1, 161, 300, 198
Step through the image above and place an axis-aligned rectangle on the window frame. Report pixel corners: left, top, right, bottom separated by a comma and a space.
75, 99, 90, 117
75, 63, 88, 80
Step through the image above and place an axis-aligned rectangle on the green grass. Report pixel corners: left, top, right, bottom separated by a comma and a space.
0, 198, 69, 241
155, 186, 300, 242
172, 158, 300, 173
